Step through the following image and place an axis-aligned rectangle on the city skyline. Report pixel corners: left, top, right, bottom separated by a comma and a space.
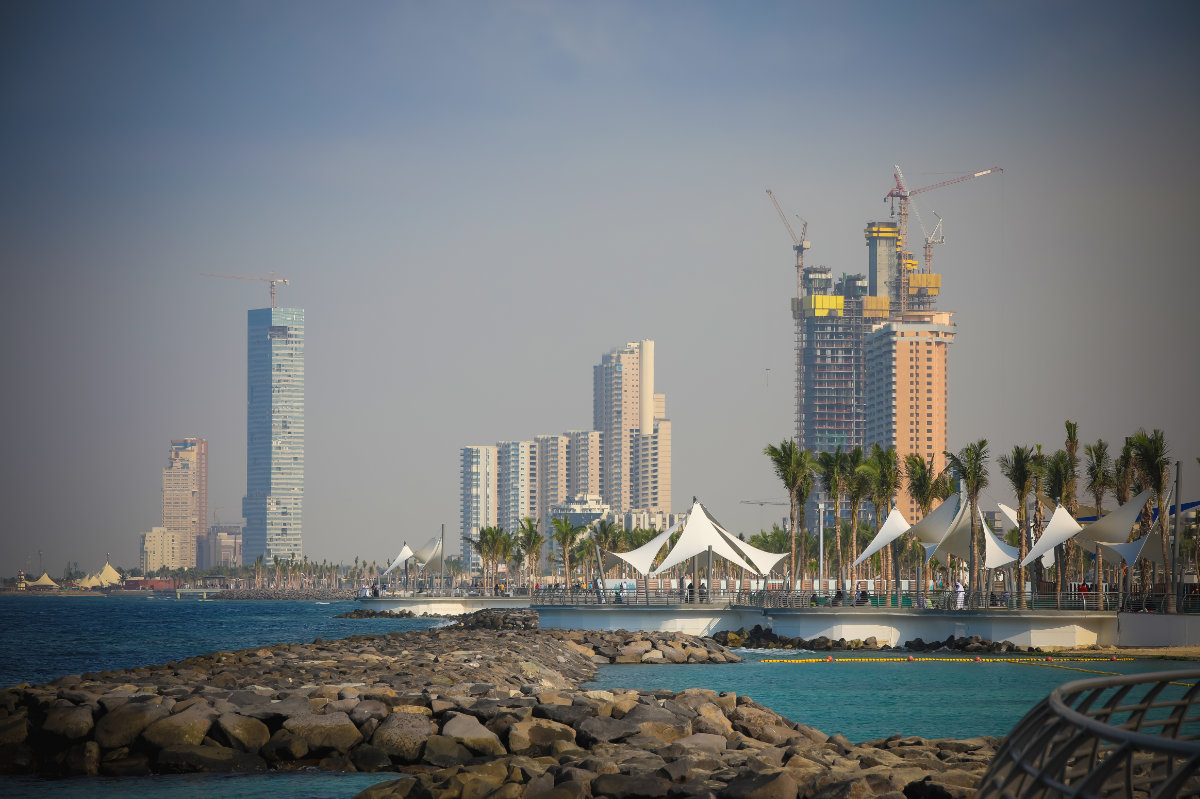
2, 2, 1197, 573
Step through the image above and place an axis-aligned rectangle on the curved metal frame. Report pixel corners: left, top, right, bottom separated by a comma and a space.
979, 670, 1200, 798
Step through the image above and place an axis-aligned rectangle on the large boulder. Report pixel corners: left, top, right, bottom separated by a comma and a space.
371, 711, 437, 761
216, 712, 271, 753
155, 744, 267, 773
283, 712, 363, 755
506, 717, 576, 755
94, 701, 170, 749
440, 711, 506, 756
142, 705, 216, 749
42, 705, 95, 740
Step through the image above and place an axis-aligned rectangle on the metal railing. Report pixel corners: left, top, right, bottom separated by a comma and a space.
736, 588, 1187, 613
979, 670, 1200, 798
531, 587, 738, 607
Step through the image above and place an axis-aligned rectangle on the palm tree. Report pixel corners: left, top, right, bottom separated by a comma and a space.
945, 439, 989, 597
999, 445, 1036, 609
763, 440, 815, 588
1112, 438, 1135, 507
551, 516, 585, 591
816, 446, 847, 586
1084, 439, 1113, 590
590, 519, 623, 581
1131, 429, 1173, 611
865, 445, 899, 599
1043, 449, 1072, 606
904, 453, 945, 599
515, 517, 545, 589
1064, 421, 1081, 583
844, 447, 870, 583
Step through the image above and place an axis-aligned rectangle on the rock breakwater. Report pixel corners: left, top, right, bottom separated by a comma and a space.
0, 611, 994, 797
715, 625, 1040, 654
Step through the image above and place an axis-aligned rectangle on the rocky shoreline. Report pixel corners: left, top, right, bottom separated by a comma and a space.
0, 611, 993, 798
714, 625, 1043, 654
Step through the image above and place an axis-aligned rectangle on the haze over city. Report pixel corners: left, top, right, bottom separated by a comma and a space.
2, 1, 1197, 576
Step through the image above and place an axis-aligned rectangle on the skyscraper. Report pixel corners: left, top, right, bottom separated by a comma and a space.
242, 307, 304, 564
593, 340, 671, 514
794, 269, 889, 452
460, 445, 498, 570
161, 437, 207, 568
497, 440, 536, 534
864, 310, 956, 522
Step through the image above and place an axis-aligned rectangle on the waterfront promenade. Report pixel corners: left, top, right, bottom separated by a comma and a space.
356, 587, 1200, 648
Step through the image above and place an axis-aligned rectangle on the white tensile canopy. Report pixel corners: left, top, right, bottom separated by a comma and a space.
909, 492, 962, 546
626, 500, 789, 578
605, 520, 682, 576
930, 499, 1017, 569
78, 574, 99, 588
1021, 505, 1083, 567
412, 537, 445, 572
28, 572, 59, 587
1077, 489, 1153, 546
1100, 529, 1167, 568
381, 545, 415, 576
96, 562, 122, 587
852, 507, 911, 569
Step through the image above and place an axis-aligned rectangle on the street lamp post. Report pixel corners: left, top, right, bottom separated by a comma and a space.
818, 501, 825, 595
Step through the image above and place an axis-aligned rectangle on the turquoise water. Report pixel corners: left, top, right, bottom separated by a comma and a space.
1, 596, 1195, 797
585, 649, 1196, 741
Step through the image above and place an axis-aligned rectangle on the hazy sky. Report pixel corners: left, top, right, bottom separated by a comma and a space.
2, 1, 1197, 576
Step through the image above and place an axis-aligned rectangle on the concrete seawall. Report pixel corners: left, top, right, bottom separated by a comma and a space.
357, 597, 1133, 648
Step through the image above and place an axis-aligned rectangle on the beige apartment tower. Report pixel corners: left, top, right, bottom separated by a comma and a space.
593, 340, 671, 514
161, 437, 207, 569
864, 311, 956, 523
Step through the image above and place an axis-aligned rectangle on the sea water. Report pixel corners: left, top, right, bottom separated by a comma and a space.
1, 595, 1194, 798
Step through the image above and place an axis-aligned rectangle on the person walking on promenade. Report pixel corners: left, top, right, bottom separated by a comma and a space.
955, 580, 966, 610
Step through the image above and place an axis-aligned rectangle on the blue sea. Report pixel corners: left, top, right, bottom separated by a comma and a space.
1, 595, 1195, 798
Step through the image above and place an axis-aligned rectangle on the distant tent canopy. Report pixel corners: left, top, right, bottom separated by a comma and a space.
605, 500, 789, 579
95, 562, 122, 587
27, 572, 59, 588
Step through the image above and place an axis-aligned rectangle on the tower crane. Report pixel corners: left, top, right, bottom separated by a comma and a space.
766, 189, 811, 318
202, 271, 291, 307
885, 165, 1002, 312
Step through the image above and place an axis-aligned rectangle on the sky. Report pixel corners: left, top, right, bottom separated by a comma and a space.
2, 1, 1198, 576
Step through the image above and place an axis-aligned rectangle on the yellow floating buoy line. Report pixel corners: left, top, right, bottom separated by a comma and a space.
762, 656, 1138, 664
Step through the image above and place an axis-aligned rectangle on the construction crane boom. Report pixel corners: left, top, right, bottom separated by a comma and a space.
883, 165, 1002, 313
765, 189, 810, 269
740, 499, 789, 507
203, 272, 290, 307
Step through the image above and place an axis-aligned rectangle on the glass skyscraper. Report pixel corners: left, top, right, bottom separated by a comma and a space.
242, 307, 304, 564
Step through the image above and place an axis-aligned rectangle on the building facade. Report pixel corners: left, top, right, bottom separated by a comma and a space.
242, 307, 305, 565
497, 440, 536, 534
863, 310, 956, 522
593, 340, 671, 514
198, 524, 243, 570
141, 526, 190, 574
161, 437, 207, 569
459, 445, 498, 571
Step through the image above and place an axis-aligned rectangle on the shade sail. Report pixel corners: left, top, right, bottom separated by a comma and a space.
1021, 505, 1082, 567
1077, 489, 1153, 546
909, 493, 962, 546
720, 528, 790, 576
412, 537, 445, 572
381, 544, 415, 576
997, 503, 1020, 532
980, 510, 1019, 568
1099, 529, 1167, 567
606, 520, 681, 576
650, 501, 758, 576
852, 507, 911, 569
96, 562, 122, 586
28, 572, 59, 587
